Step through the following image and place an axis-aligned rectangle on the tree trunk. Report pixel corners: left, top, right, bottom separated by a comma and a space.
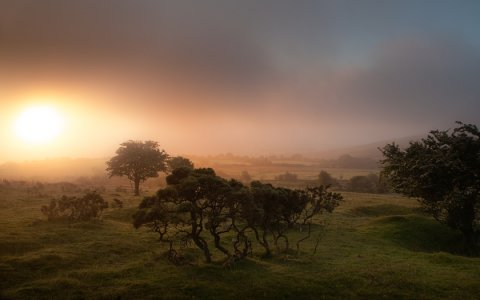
274, 233, 289, 253
212, 230, 231, 257
461, 200, 477, 253
233, 229, 251, 259
134, 178, 140, 196
252, 227, 271, 257
296, 223, 311, 255
192, 236, 212, 263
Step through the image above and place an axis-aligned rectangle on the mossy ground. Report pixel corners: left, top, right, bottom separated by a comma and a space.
1, 186, 479, 299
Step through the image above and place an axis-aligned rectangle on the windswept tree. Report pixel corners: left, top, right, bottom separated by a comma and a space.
248, 182, 342, 256
381, 122, 480, 251
106, 140, 168, 195
134, 166, 343, 264
134, 167, 234, 263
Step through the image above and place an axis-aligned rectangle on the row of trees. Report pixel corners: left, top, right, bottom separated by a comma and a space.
133, 167, 343, 264
318, 171, 388, 193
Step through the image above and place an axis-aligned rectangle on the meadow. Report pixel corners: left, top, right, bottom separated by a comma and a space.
1, 180, 479, 299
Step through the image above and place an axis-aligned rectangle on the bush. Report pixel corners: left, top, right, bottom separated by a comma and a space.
346, 174, 389, 193
318, 170, 338, 187
41, 191, 108, 222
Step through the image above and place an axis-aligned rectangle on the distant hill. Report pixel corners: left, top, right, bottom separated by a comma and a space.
307, 135, 425, 160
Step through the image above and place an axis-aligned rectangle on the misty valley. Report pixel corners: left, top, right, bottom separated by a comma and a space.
2, 124, 480, 299
2, 1, 480, 299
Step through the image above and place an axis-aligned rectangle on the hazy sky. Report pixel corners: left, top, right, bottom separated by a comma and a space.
1, 0, 480, 161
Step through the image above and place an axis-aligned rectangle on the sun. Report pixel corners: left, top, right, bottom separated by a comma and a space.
14, 106, 64, 144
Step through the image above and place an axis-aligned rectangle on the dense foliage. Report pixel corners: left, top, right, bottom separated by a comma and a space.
41, 191, 108, 222
381, 122, 480, 251
133, 167, 342, 264
106, 140, 169, 195
166, 156, 194, 172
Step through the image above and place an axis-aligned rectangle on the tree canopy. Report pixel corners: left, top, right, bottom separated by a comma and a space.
381, 122, 480, 251
106, 140, 168, 195
166, 156, 194, 172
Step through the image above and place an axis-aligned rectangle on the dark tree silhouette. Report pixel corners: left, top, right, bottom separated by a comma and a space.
134, 167, 233, 263
134, 168, 343, 264
248, 182, 342, 256
381, 122, 480, 251
106, 140, 168, 195
318, 170, 337, 187
167, 156, 194, 172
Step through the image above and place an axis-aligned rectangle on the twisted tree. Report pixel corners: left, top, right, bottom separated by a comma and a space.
134, 167, 343, 263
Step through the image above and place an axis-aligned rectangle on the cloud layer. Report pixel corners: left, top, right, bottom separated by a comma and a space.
1, 1, 480, 157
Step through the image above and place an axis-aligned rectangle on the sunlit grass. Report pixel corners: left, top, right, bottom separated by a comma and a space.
1, 186, 479, 299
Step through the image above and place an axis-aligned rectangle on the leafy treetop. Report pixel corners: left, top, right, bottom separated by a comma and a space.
106, 140, 168, 195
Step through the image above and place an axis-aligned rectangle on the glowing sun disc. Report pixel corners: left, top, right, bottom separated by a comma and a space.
14, 106, 63, 144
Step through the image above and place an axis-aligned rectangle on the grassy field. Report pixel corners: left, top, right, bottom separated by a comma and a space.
210, 163, 379, 181
1, 185, 479, 299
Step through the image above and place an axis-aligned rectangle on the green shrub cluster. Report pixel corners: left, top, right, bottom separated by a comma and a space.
41, 191, 108, 222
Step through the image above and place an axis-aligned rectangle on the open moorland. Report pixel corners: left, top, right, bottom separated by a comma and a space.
1, 181, 479, 299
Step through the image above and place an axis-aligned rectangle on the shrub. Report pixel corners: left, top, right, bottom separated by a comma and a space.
318, 170, 338, 187
346, 173, 389, 193
41, 191, 108, 222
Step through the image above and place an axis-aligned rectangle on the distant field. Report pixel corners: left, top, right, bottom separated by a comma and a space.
1, 185, 479, 299
208, 164, 379, 181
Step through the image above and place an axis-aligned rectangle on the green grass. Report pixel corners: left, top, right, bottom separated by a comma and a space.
1, 187, 479, 299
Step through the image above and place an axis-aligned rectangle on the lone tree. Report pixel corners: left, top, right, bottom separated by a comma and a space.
106, 140, 168, 195
381, 122, 480, 251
